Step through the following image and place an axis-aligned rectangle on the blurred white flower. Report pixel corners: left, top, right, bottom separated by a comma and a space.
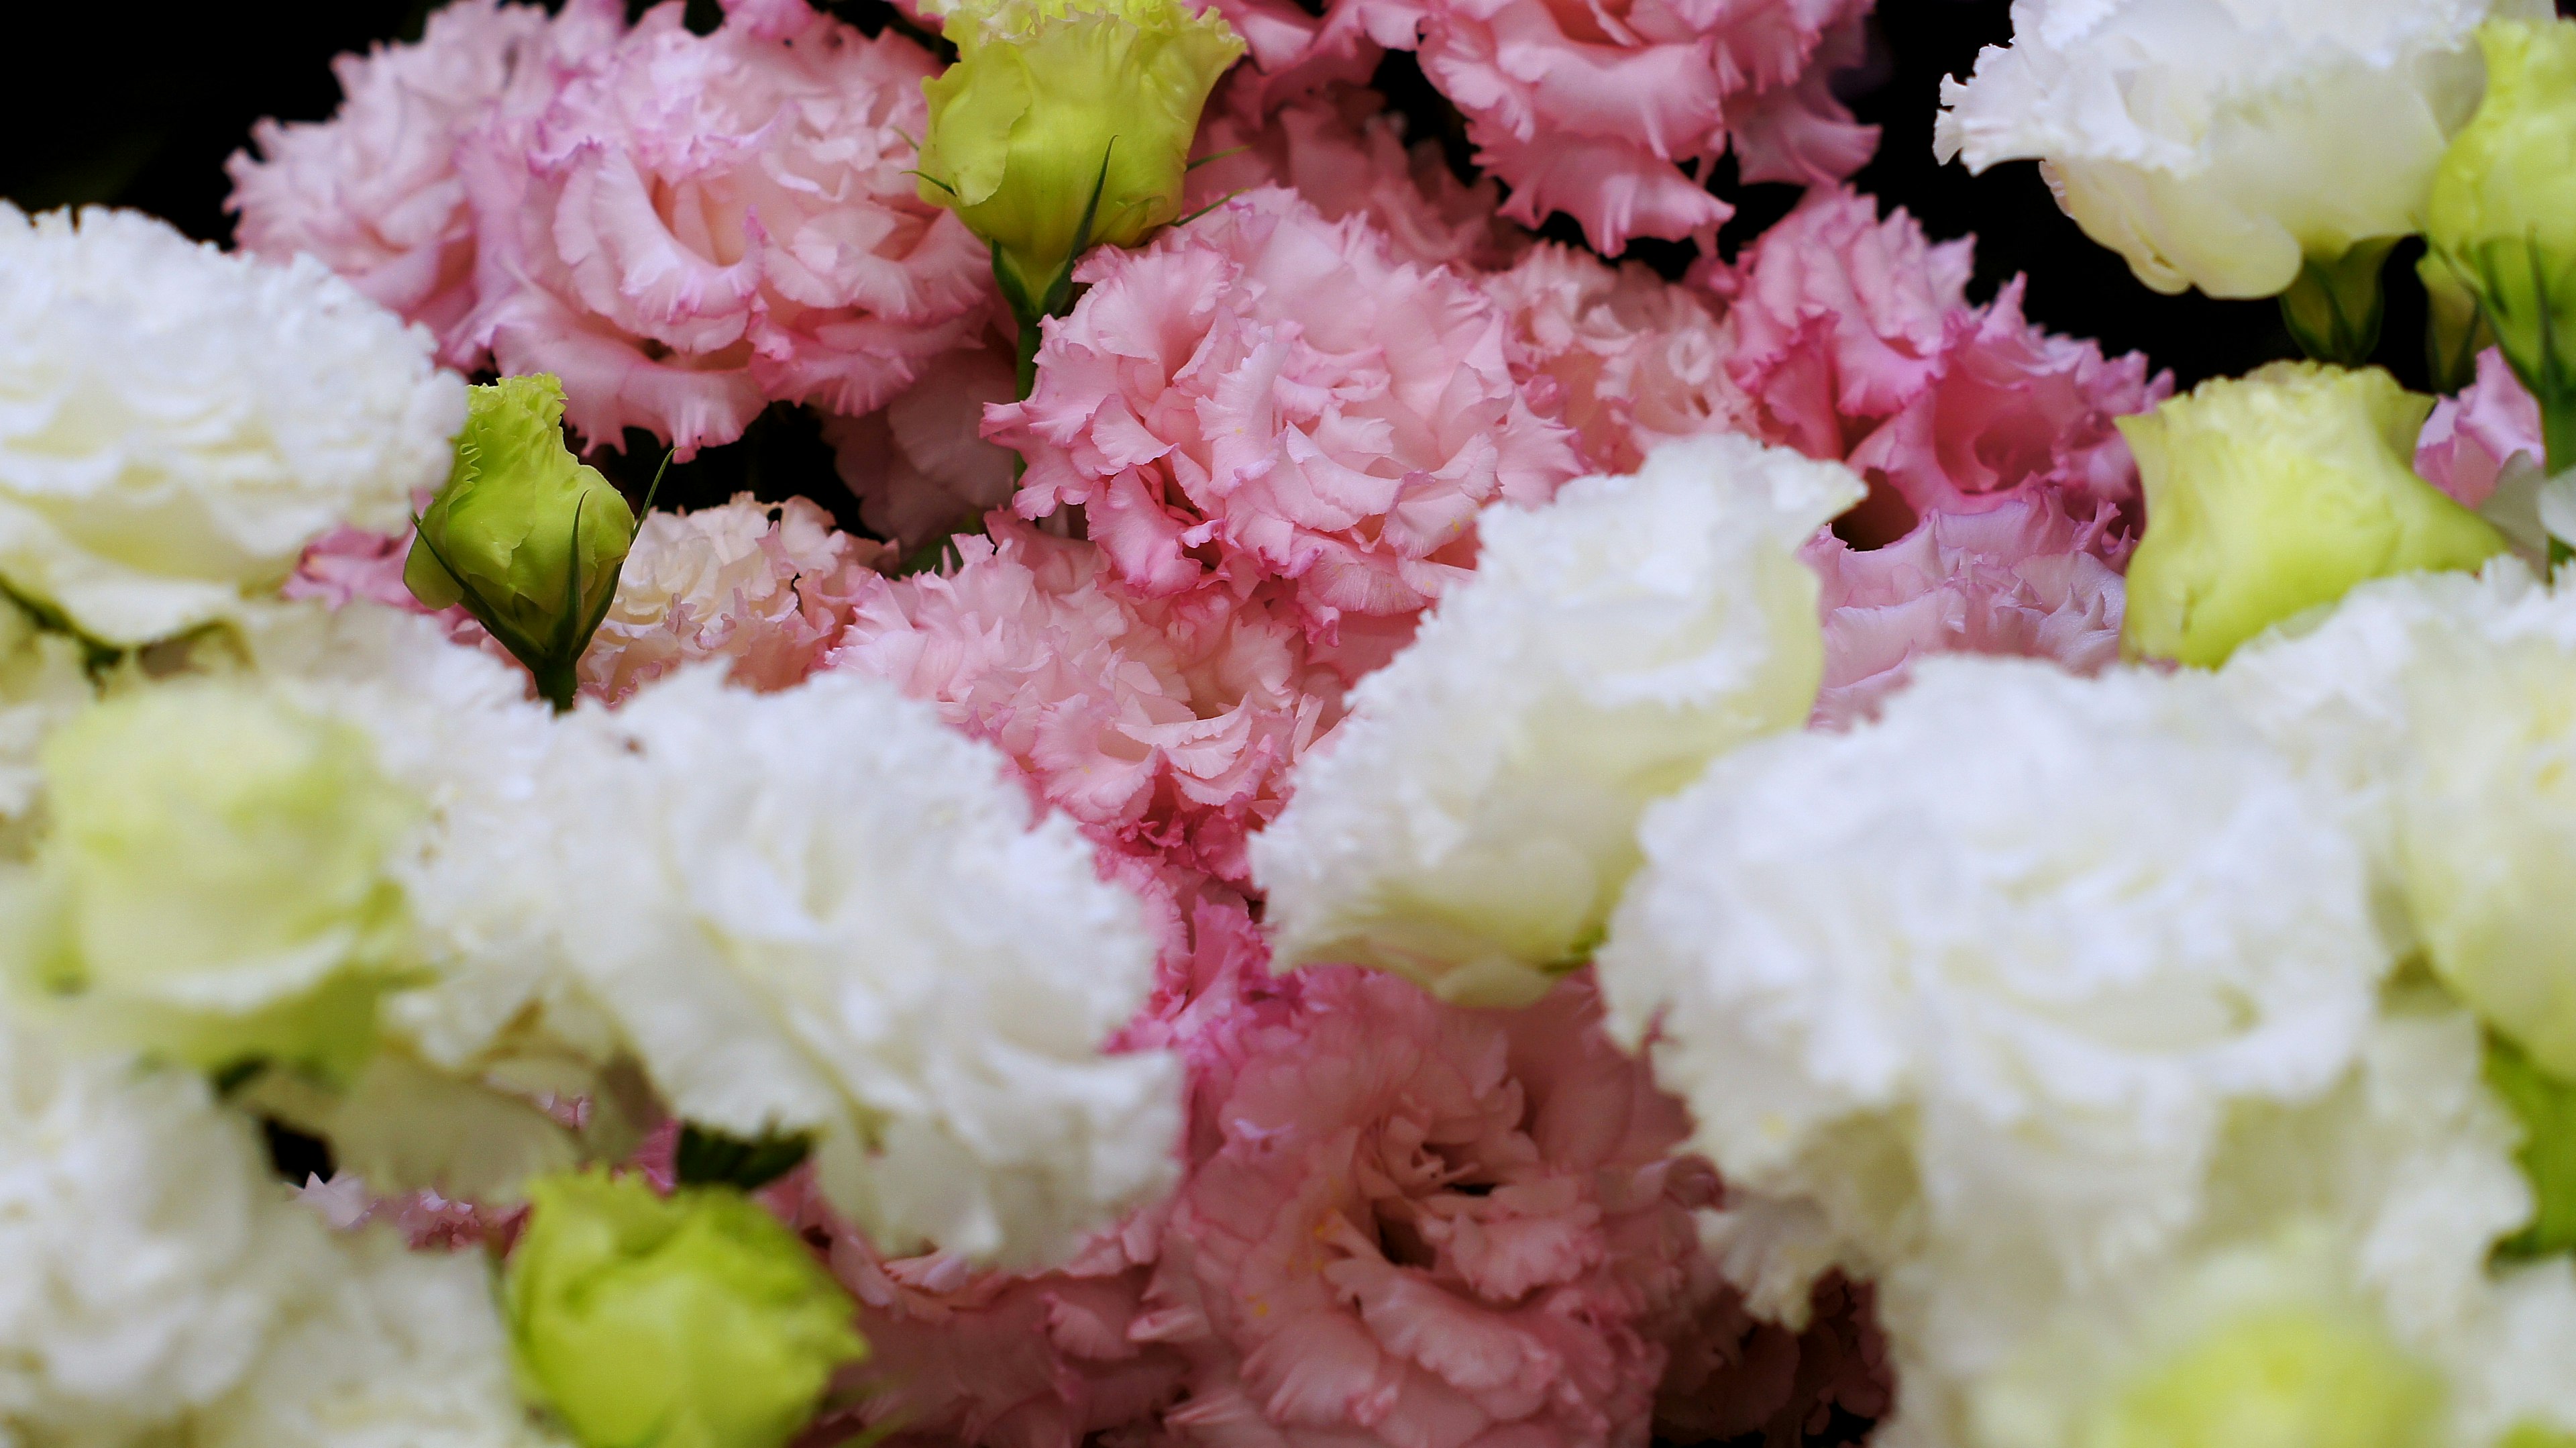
1252, 434, 1860, 1009
0, 206, 463, 645
0, 602, 93, 833
1935, 0, 2549, 299
551, 666, 1181, 1268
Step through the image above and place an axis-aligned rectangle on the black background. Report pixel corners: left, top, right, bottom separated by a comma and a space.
11, 0, 2573, 399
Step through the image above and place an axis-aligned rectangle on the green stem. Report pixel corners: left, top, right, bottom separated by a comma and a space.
2543, 391, 2576, 482
533, 660, 578, 715
2280, 241, 2396, 368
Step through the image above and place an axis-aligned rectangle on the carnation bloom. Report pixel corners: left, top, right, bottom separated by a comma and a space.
1482, 243, 1744, 475
549, 666, 1183, 1267
0, 1019, 335, 1444
582, 495, 887, 703
0, 205, 464, 645
2418, 346, 2545, 509
822, 341, 1022, 554
225, 0, 620, 355
1804, 491, 2129, 728
1709, 189, 2167, 544
1253, 434, 1861, 1008
1597, 658, 2386, 1310
831, 517, 1341, 886
991, 187, 1582, 630
461, 1, 989, 457
1187, 79, 1524, 273
1935, 0, 2547, 299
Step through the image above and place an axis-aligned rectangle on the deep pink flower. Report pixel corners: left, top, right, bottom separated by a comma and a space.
1187, 79, 1525, 273
227, 0, 621, 358
829, 517, 1348, 886
988, 188, 1582, 632
1195, 0, 1876, 254
1483, 242, 1746, 474
459, 1, 988, 457
2417, 347, 2544, 510
1802, 492, 2129, 729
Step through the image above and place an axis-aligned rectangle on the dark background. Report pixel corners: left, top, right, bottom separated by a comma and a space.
13, 0, 2572, 399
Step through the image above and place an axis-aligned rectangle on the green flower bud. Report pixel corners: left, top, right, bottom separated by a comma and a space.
407, 375, 636, 709
10, 679, 417, 1082
916, 0, 1244, 317
2419, 250, 2496, 395
2280, 239, 2396, 368
2119, 362, 2509, 667
506, 1170, 865, 1448
2483, 1031, 2576, 1259
2080, 1304, 2445, 1448
2427, 19, 2576, 470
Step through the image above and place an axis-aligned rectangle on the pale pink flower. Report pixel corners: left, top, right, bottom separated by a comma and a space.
2417, 347, 2544, 510
1802, 493, 2128, 729
293, 1173, 526, 1253
1483, 243, 1746, 474
1197, 0, 1876, 254
823, 338, 1023, 554
282, 523, 432, 613
580, 494, 888, 703
829, 518, 1346, 886
226, 0, 621, 357
460, 1, 989, 458
1142, 968, 1718, 1448
1187, 79, 1525, 273
989, 189, 1582, 631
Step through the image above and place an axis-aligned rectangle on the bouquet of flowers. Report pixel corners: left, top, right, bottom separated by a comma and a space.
2, 0, 2573, 1443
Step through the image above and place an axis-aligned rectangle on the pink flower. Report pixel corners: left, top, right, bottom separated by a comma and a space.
1712, 189, 2165, 546
2417, 347, 2544, 509
283, 523, 435, 613
829, 517, 1347, 886
294, 1172, 527, 1253
1197, 0, 1877, 254
460, 1, 989, 458
1483, 242, 1746, 474
1142, 968, 1718, 1448
824, 338, 1023, 554
989, 188, 1582, 631
227, 0, 621, 358
580, 495, 888, 703
1656, 1274, 1889, 1448
1187, 79, 1525, 273
1802, 492, 2128, 729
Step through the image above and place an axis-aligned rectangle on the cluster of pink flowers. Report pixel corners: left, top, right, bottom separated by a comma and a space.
245, 0, 2204, 1440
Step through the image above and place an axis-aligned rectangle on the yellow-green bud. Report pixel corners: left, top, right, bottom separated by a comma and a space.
2427, 19, 2576, 468
916, 0, 1244, 314
2419, 250, 2496, 395
2119, 362, 2509, 667
2080, 1304, 2445, 1448
407, 375, 635, 709
2483, 1031, 2576, 1259
506, 1170, 866, 1448
10, 680, 417, 1082
2503, 1424, 2576, 1448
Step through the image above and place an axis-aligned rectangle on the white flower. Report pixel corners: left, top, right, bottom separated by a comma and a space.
1251, 434, 1862, 1009
1934, 0, 2550, 298
1596, 658, 2385, 1304
0, 1016, 330, 1443
197, 1226, 561, 1448
0, 206, 464, 644
551, 666, 1181, 1268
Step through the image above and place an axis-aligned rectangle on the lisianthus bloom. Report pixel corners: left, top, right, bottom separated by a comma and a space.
821, 341, 1021, 554
407, 374, 637, 709
2429, 16, 2576, 466
1186, 77, 1524, 273
990, 187, 1582, 630
916, 0, 1244, 315
2418, 348, 2545, 509
1709, 189, 2166, 545
582, 495, 888, 703
0, 205, 463, 645
1805, 491, 2129, 728
1936, 0, 2547, 301
1254, 435, 1860, 1008
225, 0, 621, 357
460, 0, 987, 457
506, 1170, 865, 1448
1483, 243, 1745, 475
2119, 364, 2508, 668
833, 517, 1342, 887
1198, 0, 1875, 254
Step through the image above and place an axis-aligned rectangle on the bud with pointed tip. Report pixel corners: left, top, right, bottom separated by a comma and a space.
2120, 363, 2508, 667
406, 375, 636, 709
